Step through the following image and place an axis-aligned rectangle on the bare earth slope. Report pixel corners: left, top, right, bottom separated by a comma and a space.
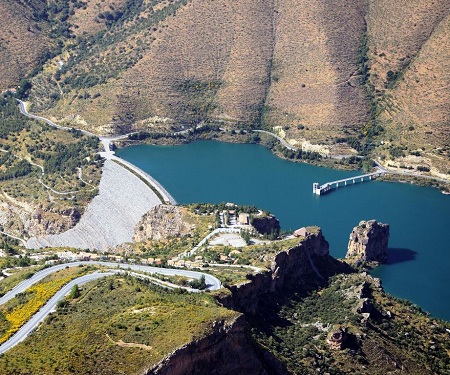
264, 0, 369, 145
5, 0, 449, 173
367, 0, 450, 171
0, 0, 51, 89
119, 0, 275, 130
27, 160, 161, 251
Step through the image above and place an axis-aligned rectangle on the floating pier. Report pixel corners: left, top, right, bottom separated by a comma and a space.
313, 171, 385, 195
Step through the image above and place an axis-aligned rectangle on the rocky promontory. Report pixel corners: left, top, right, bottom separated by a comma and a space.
134, 205, 195, 242
218, 227, 341, 315
346, 220, 390, 265
251, 214, 281, 237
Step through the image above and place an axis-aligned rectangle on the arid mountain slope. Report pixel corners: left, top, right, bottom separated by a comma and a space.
120, 0, 275, 131
2, 0, 449, 172
264, 0, 369, 146
0, 0, 51, 90
376, 13, 450, 142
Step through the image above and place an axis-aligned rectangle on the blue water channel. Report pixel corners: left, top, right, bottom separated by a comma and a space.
117, 140, 450, 321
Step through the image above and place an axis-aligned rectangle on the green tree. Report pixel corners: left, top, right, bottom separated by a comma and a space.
70, 284, 80, 299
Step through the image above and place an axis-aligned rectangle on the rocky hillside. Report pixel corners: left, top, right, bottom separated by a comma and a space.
147, 227, 450, 374
134, 205, 196, 242
2, 0, 449, 173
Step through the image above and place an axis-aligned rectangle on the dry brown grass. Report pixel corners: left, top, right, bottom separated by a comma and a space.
70, 0, 128, 36
6, 0, 448, 172
379, 15, 450, 148
120, 0, 275, 130
264, 0, 369, 145
0, 1, 52, 89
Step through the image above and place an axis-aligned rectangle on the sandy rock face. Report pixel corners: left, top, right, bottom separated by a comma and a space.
134, 205, 195, 242
346, 220, 390, 264
218, 228, 332, 315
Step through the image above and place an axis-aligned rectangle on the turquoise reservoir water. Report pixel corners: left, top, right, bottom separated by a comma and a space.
117, 141, 450, 321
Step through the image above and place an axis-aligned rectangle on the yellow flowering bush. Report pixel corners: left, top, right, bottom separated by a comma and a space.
0, 273, 84, 343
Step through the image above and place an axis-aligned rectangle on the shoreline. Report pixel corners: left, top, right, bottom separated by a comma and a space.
17, 99, 449, 193
115, 133, 450, 194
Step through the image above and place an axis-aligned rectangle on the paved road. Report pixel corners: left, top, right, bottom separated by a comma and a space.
0, 271, 113, 354
0, 261, 221, 354
17, 100, 97, 137
253, 130, 297, 151
0, 261, 221, 307
374, 160, 449, 185
110, 157, 177, 204
181, 227, 241, 258
0, 231, 27, 247
17, 99, 177, 205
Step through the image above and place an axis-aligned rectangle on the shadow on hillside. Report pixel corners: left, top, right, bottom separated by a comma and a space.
386, 248, 417, 265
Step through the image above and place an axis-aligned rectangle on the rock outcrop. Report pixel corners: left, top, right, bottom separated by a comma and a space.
134, 205, 195, 242
146, 315, 288, 375
346, 220, 390, 264
218, 227, 336, 315
327, 327, 358, 351
251, 215, 281, 237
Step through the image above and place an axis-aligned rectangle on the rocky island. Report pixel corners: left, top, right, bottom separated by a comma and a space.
346, 220, 390, 265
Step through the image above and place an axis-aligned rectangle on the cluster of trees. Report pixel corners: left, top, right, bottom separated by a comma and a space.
389, 145, 406, 158
338, 156, 375, 172
335, 135, 379, 156
0, 97, 29, 137
43, 138, 98, 174
0, 160, 32, 181
63, 72, 103, 90
188, 275, 206, 290
280, 147, 322, 162
128, 131, 169, 141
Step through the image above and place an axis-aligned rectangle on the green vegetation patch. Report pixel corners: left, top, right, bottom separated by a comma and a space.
0, 96, 102, 235
0, 265, 42, 297
0, 275, 237, 374
251, 273, 450, 374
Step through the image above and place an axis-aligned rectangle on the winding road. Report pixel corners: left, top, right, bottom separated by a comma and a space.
0, 271, 113, 354
253, 129, 297, 151
16, 99, 176, 205
0, 261, 221, 354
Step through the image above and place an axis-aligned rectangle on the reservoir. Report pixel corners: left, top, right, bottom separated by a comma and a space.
117, 140, 450, 321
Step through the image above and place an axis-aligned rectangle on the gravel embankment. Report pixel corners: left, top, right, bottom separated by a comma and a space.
27, 160, 162, 251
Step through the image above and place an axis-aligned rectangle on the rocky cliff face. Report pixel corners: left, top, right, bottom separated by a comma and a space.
145, 228, 333, 374
29, 207, 82, 236
0, 200, 82, 238
219, 228, 332, 315
134, 205, 194, 242
346, 220, 390, 264
145, 315, 288, 375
